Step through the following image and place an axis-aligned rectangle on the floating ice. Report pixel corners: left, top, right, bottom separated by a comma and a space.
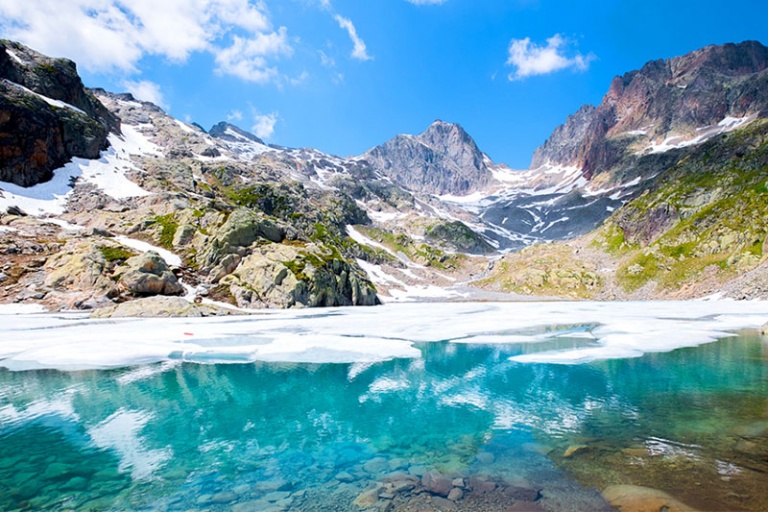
0, 301, 766, 371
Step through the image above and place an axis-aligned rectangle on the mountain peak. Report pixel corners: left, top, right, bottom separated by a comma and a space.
531, 40, 768, 175
209, 122, 265, 145
363, 121, 492, 196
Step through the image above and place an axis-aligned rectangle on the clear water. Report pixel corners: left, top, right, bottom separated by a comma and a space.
1, 330, 767, 511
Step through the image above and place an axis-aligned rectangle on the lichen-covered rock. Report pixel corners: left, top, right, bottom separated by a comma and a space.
43, 242, 113, 292
91, 296, 238, 318
199, 208, 285, 270
220, 242, 379, 309
118, 251, 183, 296
425, 220, 494, 254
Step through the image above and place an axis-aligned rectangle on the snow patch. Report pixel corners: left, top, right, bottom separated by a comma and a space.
114, 236, 182, 267
5, 49, 27, 66
641, 115, 756, 155
0, 126, 154, 215
174, 120, 195, 134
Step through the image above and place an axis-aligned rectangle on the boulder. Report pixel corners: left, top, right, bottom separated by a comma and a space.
43, 242, 112, 292
199, 208, 285, 270
421, 471, 453, 497
118, 251, 184, 296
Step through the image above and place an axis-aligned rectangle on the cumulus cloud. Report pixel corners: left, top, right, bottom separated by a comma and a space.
506, 34, 593, 80
334, 15, 372, 61
122, 80, 168, 109
214, 29, 293, 83
251, 112, 278, 140
0, 0, 290, 84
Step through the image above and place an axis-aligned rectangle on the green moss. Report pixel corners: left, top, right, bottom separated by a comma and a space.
592, 222, 632, 255
153, 214, 179, 249
98, 246, 136, 263
283, 259, 308, 282
36, 63, 58, 75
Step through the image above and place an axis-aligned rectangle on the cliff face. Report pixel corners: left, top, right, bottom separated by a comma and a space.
533, 41, 768, 179
363, 120, 493, 196
0, 40, 119, 187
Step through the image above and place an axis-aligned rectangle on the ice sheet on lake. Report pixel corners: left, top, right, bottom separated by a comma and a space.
0, 301, 766, 370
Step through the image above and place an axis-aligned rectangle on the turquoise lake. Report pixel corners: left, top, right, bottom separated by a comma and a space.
1, 302, 767, 511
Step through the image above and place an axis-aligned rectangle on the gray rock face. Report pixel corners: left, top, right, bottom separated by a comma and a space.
220, 242, 380, 309
119, 252, 184, 296
199, 208, 286, 273
530, 105, 596, 169
534, 41, 768, 175
0, 40, 119, 187
364, 120, 493, 196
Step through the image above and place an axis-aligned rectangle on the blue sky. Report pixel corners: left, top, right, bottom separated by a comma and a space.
2, 0, 767, 168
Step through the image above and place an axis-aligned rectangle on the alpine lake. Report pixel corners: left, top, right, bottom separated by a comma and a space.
1, 301, 767, 511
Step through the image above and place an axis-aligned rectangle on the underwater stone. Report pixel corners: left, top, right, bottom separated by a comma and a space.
447, 487, 464, 502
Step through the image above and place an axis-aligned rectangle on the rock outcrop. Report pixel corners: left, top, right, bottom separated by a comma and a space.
219, 242, 380, 309
118, 252, 184, 296
0, 40, 119, 187
364, 120, 493, 196
91, 296, 239, 318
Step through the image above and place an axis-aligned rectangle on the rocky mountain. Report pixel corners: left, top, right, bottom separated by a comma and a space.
479, 117, 768, 300
470, 40, 768, 252
0, 41, 499, 313
0, 40, 119, 187
2, 39, 768, 313
363, 120, 495, 196
534, 40, 768, 181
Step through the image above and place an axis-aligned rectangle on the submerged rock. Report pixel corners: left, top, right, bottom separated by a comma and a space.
563, 444, 589, 458
421, 471, 453, 497
602, 484, 700, 512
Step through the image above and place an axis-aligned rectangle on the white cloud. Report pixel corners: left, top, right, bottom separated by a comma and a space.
122, 80, 168, 109
214, 29, 292, 83
405, 0, 448, 4
318, 50, 336, 68
0, 0, 290, 84
506, 34, 593, 80
290, 71, 309, 85
334, 15, 372, 61
227, 110, 243, 122
251, 112, 278, 140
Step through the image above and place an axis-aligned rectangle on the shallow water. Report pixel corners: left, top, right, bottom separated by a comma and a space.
1, 304, 768, 511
